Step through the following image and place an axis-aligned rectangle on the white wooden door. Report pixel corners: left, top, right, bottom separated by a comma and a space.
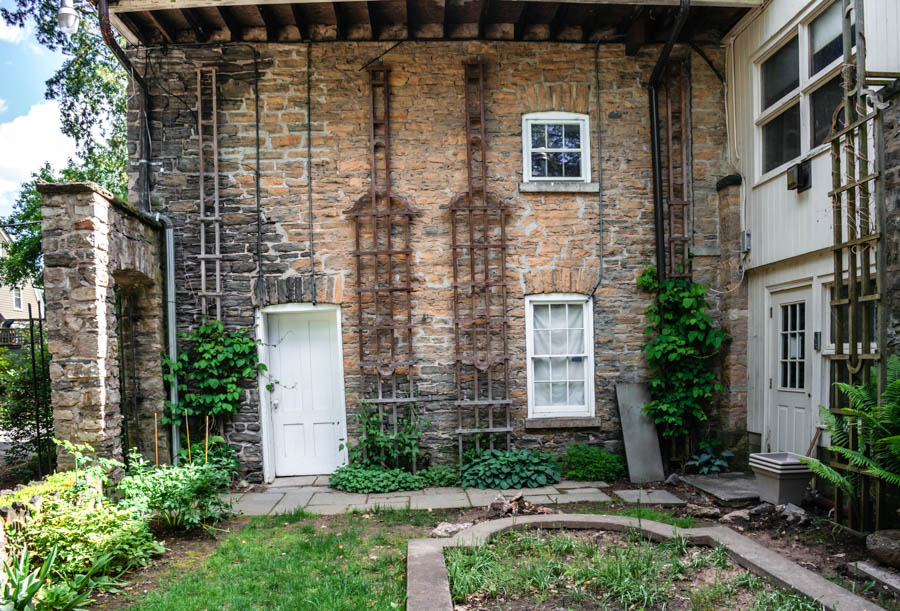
769, 289, 813, 454
267, 310, 347, 476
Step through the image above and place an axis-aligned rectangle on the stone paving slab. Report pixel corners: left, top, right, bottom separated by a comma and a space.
615, 489, 685, 505
269, 476, 318, 487
233, 492, 284, 515
307, 491, 368, 506
556, 480, 609, 489
681, 473, 760, 504
313, 476, 330, 486
847, 561, 900, 596
272, 491, 315, 513
522, 495, 554, 504
553, 491, 612, 504
410, 493, 470, 510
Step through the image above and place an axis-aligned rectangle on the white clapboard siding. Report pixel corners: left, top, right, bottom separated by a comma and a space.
864, 0, 900, 75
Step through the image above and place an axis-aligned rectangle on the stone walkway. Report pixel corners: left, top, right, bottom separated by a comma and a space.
227, 478, 687, 516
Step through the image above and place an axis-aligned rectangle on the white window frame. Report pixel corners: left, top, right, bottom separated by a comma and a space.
12, 287, 22, 311
525, 293, 595, 418
753, 0, 852, 184
521, 112, 591, 183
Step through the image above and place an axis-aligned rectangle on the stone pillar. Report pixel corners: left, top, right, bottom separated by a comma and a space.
715, 175, 750, 460
40, 182, 123, 468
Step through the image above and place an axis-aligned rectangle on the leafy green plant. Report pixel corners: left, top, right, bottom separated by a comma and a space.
117, 449, 233, 531
177, 435, 241, 476
162, 321, 266, 427
685, 441, 734, 475
0, 545, 56, 611
637, 265, 727, 437
421, 465, 460, 487
344, 405, 424, 471
460, 449, 560, 489
0, 472, 75, 506
39, 552, 123, 610
799, 355, 900, 498
0, 343, 54, 479
562, 445, 627, 482
328, 464, 426, 494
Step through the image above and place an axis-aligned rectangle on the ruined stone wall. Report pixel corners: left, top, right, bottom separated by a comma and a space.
129, 41, 734, 481
41, 182, 166, 467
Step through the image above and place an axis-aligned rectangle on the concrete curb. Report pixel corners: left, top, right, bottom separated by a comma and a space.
406, 514, 883, 611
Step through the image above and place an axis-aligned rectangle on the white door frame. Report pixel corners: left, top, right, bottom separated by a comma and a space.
256, 303, 348, 483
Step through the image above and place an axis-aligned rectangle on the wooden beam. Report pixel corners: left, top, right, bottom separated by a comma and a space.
181, 8, 209, 42
513, 3, 530, 40
366, 1, 380, 39
109, 0, 760, 14
217, 6, 242, 41
581, 5, 604, 41
290, 4, 308, 39
405, 0, 416, 39
440, 0, 448, 37
624, 8, 646, 55
331, 2, 347, 40
256, 4, 280, 40
114, 11, 148, 45
145, 10, 173, 43
548, 3, 569, 40
477, 0, 492, 39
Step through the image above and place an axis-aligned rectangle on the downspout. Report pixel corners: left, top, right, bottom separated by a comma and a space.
98, 0, 151, 212
155, 213, 180, 462
648, 0, 691, 282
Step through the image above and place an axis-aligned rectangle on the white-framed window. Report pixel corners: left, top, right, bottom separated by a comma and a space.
525, 293, 595, 418
755, 0, 851, 179
12, 287, 22, 311
522, 112, 591, 183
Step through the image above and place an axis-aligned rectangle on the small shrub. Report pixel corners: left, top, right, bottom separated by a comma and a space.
176, 435, 241, 477
329, 464, 426, 494
421, 465, 460, 487
0, 343, 54, 478
0, 471, 75, 506
460, 449, 560, 489
562, 445, 627, 482
117, 450, 233, 531
344, 407, 424, 471
685, 441, 733, 475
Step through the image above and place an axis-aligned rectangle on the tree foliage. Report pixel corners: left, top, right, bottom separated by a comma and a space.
637, 265, 728, 437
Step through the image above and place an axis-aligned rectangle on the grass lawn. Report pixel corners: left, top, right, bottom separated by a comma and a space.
445, 528, 821, 610
120, 503, 819, 610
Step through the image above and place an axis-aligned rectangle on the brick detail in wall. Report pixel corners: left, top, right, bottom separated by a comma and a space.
128, 42, 737, 482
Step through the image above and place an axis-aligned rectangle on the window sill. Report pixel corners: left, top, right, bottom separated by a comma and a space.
524, 417, 602, 430
518, 182, 600, 194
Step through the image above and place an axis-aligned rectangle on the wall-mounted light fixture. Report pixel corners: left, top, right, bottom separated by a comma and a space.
786, 159, 811, 193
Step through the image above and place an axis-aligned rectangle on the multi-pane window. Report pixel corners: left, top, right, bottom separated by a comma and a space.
779, 302, 806, 389
757, 1, 851, 176
12, 287, 22, 311
526, 295, 594, 417
522, 112, 590, 183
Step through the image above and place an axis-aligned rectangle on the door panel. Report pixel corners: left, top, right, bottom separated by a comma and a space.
769, 289, 813, 454
267, 310, 346, 476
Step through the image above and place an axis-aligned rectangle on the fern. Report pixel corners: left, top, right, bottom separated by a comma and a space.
798, 456, 855, 498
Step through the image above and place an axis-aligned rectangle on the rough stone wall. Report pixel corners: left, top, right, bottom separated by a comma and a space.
40, 182, 167, 467
129, 41, 735, 481
884, 90, 900, 358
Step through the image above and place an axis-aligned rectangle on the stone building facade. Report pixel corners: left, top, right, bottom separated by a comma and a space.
108, 40, 747, 482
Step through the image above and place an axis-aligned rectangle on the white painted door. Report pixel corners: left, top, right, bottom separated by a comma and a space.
267, 310, 347, 476
769, 289, 813, 454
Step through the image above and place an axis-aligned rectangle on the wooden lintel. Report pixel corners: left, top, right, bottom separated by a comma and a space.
109, 0, 760, 14
144, 10, 173, 43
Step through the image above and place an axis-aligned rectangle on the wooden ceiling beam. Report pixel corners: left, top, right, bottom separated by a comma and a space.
145, 10, 173, 43
513, 3, 531, 40
181, 8, 210, 42
366, 1, 380, 39
477, 0, 492, 39
548, 3, 569, 40
217, 6, 242, 41
331, 2, 347, 40
291, 4, 309, 39
624, 7, 646, 55
256, 4, 280, 40
115, 12, 149, 45
405, 0, 416, 38
109, 0, 759, 13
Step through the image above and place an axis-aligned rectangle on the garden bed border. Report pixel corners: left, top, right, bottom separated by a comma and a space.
406, 513, 881, 611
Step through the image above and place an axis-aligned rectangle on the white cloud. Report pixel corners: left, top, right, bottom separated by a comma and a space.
0, 102, 78, 216
0, 99, 6, 113
0, 20, 27, 44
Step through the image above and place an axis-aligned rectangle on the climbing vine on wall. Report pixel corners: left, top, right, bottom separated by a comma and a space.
637, 265, 728, 437
162, 321, 266, 427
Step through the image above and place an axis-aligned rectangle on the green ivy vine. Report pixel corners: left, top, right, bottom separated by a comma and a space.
162, 320, 266, 427
637, 265, 728, 437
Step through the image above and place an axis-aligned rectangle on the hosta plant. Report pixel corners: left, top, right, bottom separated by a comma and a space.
461, 449, 560, 490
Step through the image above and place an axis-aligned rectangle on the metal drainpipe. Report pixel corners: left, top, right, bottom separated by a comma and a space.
155, 213, 180, 462
648, 0, 691, 282
98, 0, 151, 212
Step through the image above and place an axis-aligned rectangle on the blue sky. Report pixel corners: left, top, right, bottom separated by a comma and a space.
0, 1, 77, 217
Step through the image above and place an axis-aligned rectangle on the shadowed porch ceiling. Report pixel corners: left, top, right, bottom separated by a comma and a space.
107, 0, 756, 47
